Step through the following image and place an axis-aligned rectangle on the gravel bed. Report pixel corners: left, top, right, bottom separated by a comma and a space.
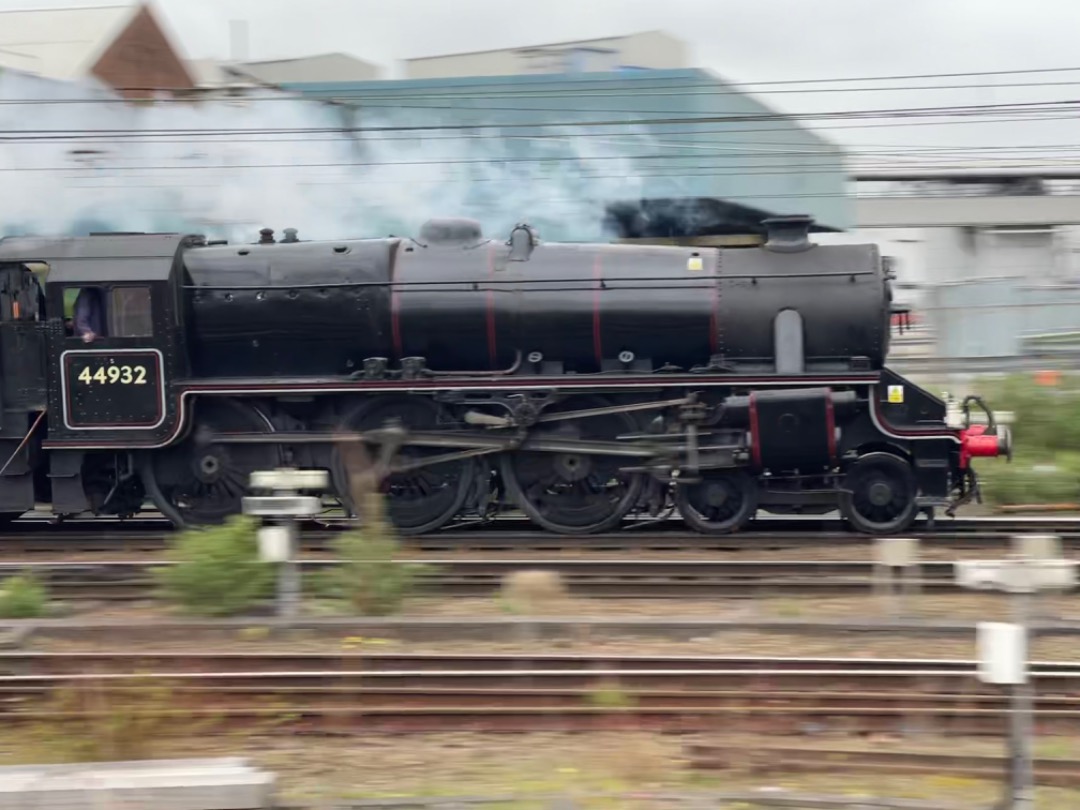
0, 729, 1074, 806
27, 625, 1080, 661
66, 591, 1080, 622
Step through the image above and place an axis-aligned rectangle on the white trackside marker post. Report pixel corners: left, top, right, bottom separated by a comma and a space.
1011, 535, 1065, 622
243, 468, 328, 620
955, 540, 1077, 810
873, 537, 920, 618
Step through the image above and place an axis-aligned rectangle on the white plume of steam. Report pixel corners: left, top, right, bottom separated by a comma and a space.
0, 70, 666, 242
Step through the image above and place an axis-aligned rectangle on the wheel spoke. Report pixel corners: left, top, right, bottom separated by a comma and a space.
841, 453, 917, 534
501, 396, 644, 534
144, 400, 279, 527
332, 397, 475, 534
677, 470, 756, 535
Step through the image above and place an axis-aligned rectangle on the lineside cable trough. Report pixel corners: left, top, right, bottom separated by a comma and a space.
0, 758, 275, 810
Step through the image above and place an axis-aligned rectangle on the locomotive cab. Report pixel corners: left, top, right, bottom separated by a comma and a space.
0, 234, 196, 517
37, 234, 191, 446
0, 260, 47, 516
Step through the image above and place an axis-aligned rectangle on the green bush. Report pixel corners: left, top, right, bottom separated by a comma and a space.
979, 374, 1080, 451
0, 573, 48, 619
320, 492, 429, 616
968, 375, 1080, 505
155, 515, 274, 616
977, 449, 1080, 506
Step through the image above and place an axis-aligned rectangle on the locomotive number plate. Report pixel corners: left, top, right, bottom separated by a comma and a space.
61, 349, 166, 430
76, 364, 149, 385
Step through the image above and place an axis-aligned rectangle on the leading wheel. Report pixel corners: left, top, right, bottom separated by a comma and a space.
141, 399, 281, 527
331, 396, 475, 535
500, 396, 644, 534
676, 469, 758, 534
838, 452, 918, 535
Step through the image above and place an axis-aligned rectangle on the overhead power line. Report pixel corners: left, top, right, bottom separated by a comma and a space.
3, 63, 1080, 106
0, 98, 1078, 139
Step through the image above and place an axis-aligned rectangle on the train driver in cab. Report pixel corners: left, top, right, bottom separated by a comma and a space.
73, 287, 106, 343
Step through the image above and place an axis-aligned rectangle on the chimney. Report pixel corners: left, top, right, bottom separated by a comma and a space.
762, 215, 814, 253
229, 20, 250, 63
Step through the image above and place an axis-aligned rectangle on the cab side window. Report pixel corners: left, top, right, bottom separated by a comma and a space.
64, 286, 107, 342
110, 286, 152, 337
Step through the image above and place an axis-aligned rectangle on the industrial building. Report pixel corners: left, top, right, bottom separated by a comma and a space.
403, 31, 688, 79
0, 3, 193, 96
841, 171, 1080, 362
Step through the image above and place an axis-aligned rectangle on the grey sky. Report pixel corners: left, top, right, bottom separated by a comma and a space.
7, 0, 1080, 153
0, 0, 1069, 83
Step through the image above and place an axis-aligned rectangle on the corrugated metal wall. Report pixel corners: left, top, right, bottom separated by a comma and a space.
927, 278, 1080, 357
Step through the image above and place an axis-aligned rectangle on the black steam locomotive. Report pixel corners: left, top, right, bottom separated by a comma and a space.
0, 215, 1009, 535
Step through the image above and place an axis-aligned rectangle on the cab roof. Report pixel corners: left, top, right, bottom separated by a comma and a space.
0, 233, 197, 285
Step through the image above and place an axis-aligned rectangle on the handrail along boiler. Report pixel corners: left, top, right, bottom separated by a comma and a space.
0, 215, 1009, 534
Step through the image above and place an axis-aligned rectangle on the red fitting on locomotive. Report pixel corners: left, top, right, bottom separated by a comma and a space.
959, 424, 1012, 468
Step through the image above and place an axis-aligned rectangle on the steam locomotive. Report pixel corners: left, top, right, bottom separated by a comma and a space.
0, 215, 1009, 535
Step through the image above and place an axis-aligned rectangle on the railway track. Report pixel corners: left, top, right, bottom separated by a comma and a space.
0, 557, 1047, 599
0, 531, 1078, 562
1, 514, 1075, 600
3, 514, 1080, 557
9, 652, 1077, 674
687, 743, 1080, 788
4, 653, 1080, 735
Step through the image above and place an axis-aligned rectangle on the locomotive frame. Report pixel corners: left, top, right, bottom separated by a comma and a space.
0, 217, 1009, 535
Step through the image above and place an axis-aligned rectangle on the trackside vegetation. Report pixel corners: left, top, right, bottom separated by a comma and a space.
973, 374, 1080, 508
155, 515, 274, 616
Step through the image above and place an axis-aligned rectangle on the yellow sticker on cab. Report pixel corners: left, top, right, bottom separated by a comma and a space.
887, 385, 904, 404
687, 256, 703, 271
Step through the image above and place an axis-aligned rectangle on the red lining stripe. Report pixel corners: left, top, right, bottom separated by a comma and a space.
748, 391, 762, 468
824, 391, 837, 461
390, 253, 403, 358
44, 374, 886, 449
486, 246, 497, 369
709, 253, 720, 355
592, 253, 603, 367
870, 395, 962, 440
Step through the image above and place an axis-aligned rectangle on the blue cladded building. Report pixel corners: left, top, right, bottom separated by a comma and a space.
280, 69, 850, 241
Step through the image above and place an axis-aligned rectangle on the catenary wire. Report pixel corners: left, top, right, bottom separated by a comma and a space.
18, 63, 1080, 105
0, 98, 1079, 137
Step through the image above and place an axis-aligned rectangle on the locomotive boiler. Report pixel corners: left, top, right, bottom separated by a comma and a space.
0, 215, 1010, 535
182, 217, 891, 379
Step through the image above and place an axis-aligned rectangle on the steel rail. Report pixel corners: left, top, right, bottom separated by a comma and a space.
687, 743, 1080, 788
6, 656, 1080, 735
0, 557, 1067, 600
3, 512, 1080, 536
4, 651, 1078, 673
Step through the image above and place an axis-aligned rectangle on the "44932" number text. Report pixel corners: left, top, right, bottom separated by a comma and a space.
77, 365, 148, 385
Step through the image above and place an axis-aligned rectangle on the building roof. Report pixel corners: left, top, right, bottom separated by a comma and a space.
229, 53, 381, 85
0, 4, 140, 80
186, 58, 263, 90
405, 30, 673, 62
